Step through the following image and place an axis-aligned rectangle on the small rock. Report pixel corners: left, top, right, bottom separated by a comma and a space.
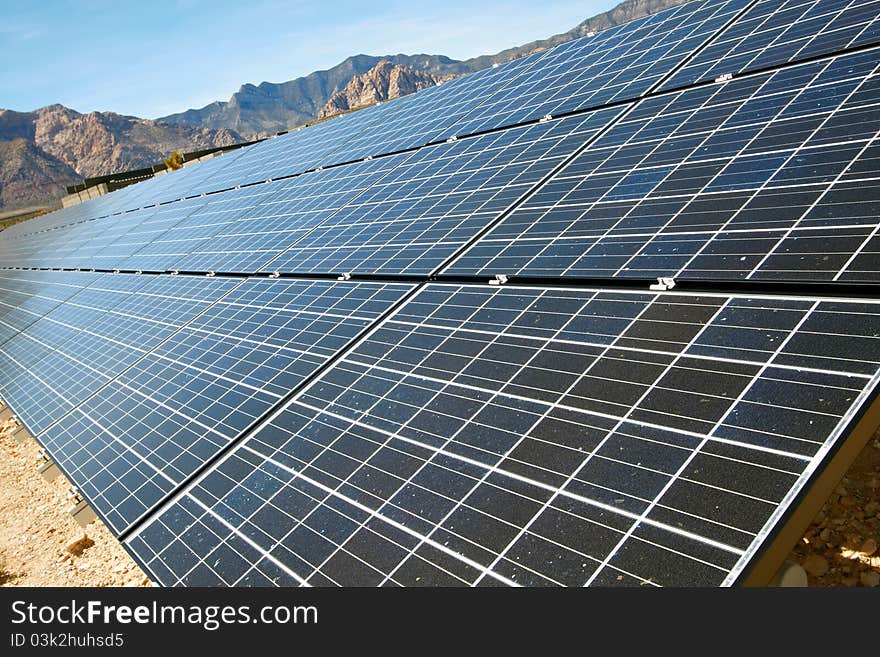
65, 536, 94, 557
802, 554, 829, 577
859, 571, 879, 587
861, 538, 878, 556
111, 564, 127, 574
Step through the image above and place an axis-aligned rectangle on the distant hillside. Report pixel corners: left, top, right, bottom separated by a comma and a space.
1, 0, 688, 211
318, 60, 453, 119
0, 106, 244, 211
0, 138, 79, 211
160, 54, 471, 136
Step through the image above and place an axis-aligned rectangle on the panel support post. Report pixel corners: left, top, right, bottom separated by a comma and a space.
13, 425, 31, 444
67, 498, 97, 528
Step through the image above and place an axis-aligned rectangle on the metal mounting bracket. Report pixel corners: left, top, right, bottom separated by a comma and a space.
489, 274, 509, 286
649, 277, 676, 291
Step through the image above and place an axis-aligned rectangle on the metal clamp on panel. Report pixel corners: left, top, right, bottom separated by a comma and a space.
364, 156, 373, 161
489, 274, 508, 286
206, 271, 216, 277
649, 277, 676, 291
446, 136, 459, 143
715, 73, 733, 83
268, 272, 280, 278
337, 273, 352, 281
540, 114, 553, 123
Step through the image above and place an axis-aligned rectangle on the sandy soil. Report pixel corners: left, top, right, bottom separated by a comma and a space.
0, 416, 877, 587
0, 418, 150, 587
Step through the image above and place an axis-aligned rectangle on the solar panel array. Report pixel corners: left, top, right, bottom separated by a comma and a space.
1, 0, 879, 587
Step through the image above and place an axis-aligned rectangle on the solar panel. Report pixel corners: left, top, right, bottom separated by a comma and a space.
167, 154, 412, 274
1, 274, 238, 437
662, 0, 880, 90
0, 270, 102, 343
1, 0, 879, 589
262, 109, 622, 275
126, 284, 880, 586
447, 0, 752, 138
446, 48, 880, 281
4, 275, 411, 533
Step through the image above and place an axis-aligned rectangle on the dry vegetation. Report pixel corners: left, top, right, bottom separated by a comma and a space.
0, 416, 877, 587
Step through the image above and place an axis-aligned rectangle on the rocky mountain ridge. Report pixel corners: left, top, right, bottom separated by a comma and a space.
317, 60, 453, 119
0, 0, 686, 211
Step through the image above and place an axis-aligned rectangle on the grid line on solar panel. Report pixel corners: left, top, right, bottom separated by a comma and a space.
444, 48, 880, 282
446, 0, 753, 138
661, 0, 880, 91
0, 270, 103, 345
164, 153, 415, 274
0, 275, 241, 436
259, 109, 622, 276
126, 284, 880, 586
4, 276, 412, 533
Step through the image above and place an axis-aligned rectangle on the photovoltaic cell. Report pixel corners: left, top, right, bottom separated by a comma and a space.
662, 0, 880, 90
263, 109, 622, 275
1, 0, 879, 589
448, 0, 751, 137
126, 284, 880, 586
446, 49, 880, 281
12, 276, 411, 533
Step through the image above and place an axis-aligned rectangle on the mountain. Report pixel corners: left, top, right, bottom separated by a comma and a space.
1, 0, 688, 212
0, 106, 243, 211
318, 60, 454, 119
160, 54, 471, 136
0, 138, 79, 211
0, 105, 243, 179
159, 0, 687, 136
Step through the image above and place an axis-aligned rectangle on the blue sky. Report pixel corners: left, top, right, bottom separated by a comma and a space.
0, 0, 616, 119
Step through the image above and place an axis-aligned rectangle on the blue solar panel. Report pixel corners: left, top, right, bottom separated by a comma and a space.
445, 48, 880, 281
4, 275, 411, 533
662, 0, 880, 90
448, 0, 751, 137
263, 109, 622, 275
126, 284, 880, 586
